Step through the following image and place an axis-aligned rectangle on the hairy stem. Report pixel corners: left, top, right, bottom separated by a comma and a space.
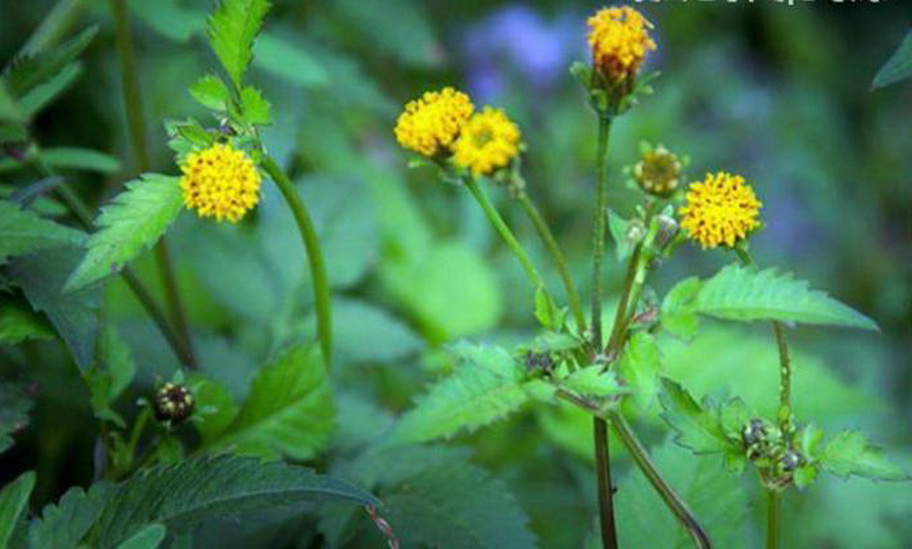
766, 490, 781, 549
589, 114, 618, 549
262, 155, 333, 368
110, 0, 196, 367
464, 177, 547, 291
516, 192, 587, 333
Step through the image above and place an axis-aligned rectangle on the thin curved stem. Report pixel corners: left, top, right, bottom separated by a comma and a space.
516, 192, 587, 333
464, 177, 547, 291
110, 0, 196, 367
610, 411, 712, 549
262, 155, 333, 368
766, 490, 781, 549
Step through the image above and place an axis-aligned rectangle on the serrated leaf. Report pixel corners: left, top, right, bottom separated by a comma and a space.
208, 344, 333, 460
0, 471, 36, 549
115, 524, 166, 549
382, 462, 537, 549
659, 378, 732, 455
189, 74, 231, 111
85, 455, 378, 547
29, 482, 115, 549
207, 0, 271, 89
0, 383, 34, 455
820, 430, 907, 481
872, 30, 912, 90
384, 344, 528, 445
618, 332, 661, 411
0, 200, 84, 265
65, 174, 183, 291
6, 26, 98, 96
0, 296, 55, 345
563, 367, 627, 399
239, 86, 271, 125
188, 373, 238, 444
607, 208, 633, 262
686, 264, 878, 331
660, 277, 701, 338
8, 246, 101, 369
533, 286, 564, 331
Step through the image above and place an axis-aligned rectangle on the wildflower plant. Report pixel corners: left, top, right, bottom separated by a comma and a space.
0, 1, 909, 548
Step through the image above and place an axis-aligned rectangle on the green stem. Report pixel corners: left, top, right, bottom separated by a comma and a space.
604, 244, 643, 358
610, 411, 712, 549
464, 177, 547, 291
262, 155, 333, 368
766, 490, 780, 549
589, 115, 618, 549
110, 0, 196, 368
516, 192, 587, 332
125, 406, 151, 462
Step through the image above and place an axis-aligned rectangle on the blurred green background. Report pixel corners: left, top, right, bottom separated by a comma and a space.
1, 0, 911, 547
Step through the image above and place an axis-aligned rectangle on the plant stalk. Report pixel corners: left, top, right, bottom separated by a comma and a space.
464, 177, 547, 291
766, 490, 781, 549
516, 191, 587, 333
262, 155, 333, 368
110, 0, 196, 368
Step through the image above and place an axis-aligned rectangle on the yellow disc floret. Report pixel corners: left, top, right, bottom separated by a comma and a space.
180, 143, 261, 223
394, 87, 474, 157
679, 172, 762, 249
452, 107, 522, 176
587, 6, 656, 81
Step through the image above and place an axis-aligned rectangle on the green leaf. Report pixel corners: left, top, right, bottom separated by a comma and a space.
207, 0, 271, 89
0, 383, 34, 455
616, 441, 748, 549
39, 147, 121, 174
29, 482, 115, 549
381, 462, 537, 549
684, 264, 878, 331
384, 345, 528, 445
0, 471, 36, 549
65, 174, 183, 291
0, 77, 23, 124
8, 247, 101, 369
85, 455, 377, 547
187, 373, 238, 444
660, 277, 701, 338
6, 26, 98, 96
189, 74, 231, 111
18, 62, 82, 119
533, 286, 564, 331
0, 296, 55, 345
115, 524, 166, 549
607, 208, 633, 262
562, 367, 627, 399
659, 378, 732, 455
618, 332, 661, 412
208, 344, 333, 460
0, 200, 84, 265
84, 325, 137, 427
819, 431, 907, 482
239, 86, 271, 125
872, 30, 912, 90
253, 33, 328, 87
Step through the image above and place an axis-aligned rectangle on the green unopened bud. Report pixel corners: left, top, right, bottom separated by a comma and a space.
153, 382, 194, 425
626, 219, 647, 245
633, 145, 682, 197
653, 214, 679, 251
524, 351, 555, 376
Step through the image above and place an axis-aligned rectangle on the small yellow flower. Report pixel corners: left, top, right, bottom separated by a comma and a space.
679, 172, 762, 249
452, 107, 522, 176
633, 145, 682, 197
180, 143, 261, 223
587, 6, 656, 82
394, 87, 474, 157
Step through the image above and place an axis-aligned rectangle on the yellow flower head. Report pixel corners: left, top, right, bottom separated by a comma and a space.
394, 87, 474, 157
452, 107, 522, 176
587, 6, 656, 81
180, 143, 261, 223
633, 145, 682, 197
679, 172, 762, 249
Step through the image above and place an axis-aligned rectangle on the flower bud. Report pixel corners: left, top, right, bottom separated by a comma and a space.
633, 145, 682, 197
153, 382, 195, 425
